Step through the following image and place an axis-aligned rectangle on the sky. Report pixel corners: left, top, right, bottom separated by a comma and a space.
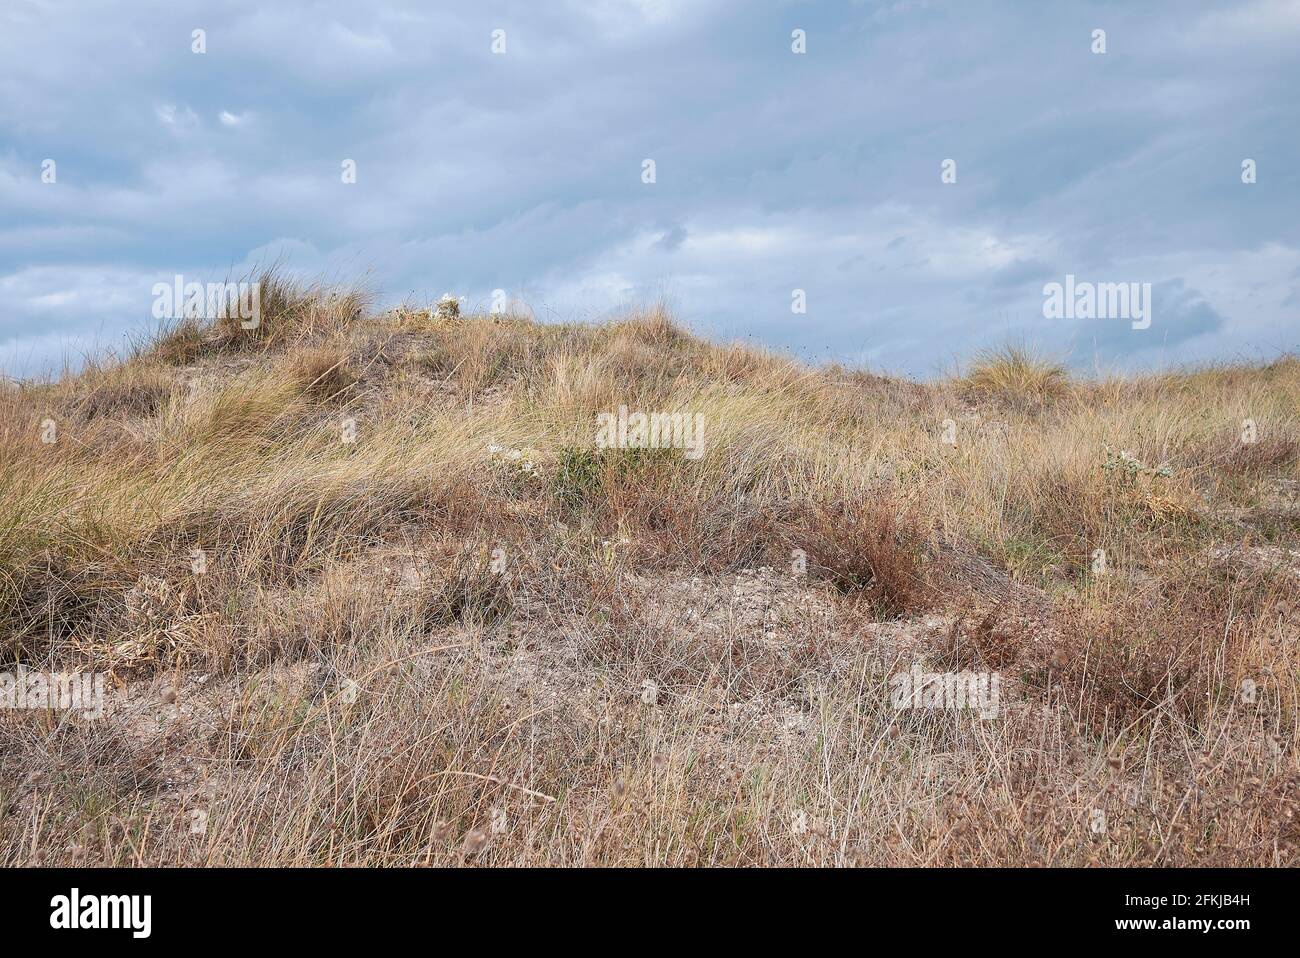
2, 0, 1298, 378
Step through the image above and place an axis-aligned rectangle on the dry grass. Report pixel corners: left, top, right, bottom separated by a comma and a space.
1, 278, 1297, 866
962, 344, 1069, 407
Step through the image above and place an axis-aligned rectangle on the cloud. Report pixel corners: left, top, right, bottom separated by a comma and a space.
155, 103, 201, 132
0, 0, 1296, 377
1061, 279, 1226, 365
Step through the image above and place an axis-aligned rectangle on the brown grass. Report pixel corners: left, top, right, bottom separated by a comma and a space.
962, 344, 1069, 407
1, 284, 1297, 866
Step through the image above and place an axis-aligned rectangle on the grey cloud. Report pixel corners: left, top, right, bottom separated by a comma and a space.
1, 0, 1297, 377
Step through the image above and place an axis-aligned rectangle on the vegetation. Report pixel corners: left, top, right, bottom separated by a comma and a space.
1, 273, 1297, 865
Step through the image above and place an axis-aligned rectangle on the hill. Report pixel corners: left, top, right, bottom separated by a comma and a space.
1, 274, 1297, 865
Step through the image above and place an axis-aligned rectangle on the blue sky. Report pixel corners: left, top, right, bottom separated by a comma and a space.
2, 0, 1298, 378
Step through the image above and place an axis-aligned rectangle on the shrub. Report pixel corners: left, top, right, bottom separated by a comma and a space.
963, 344, 1069, 406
